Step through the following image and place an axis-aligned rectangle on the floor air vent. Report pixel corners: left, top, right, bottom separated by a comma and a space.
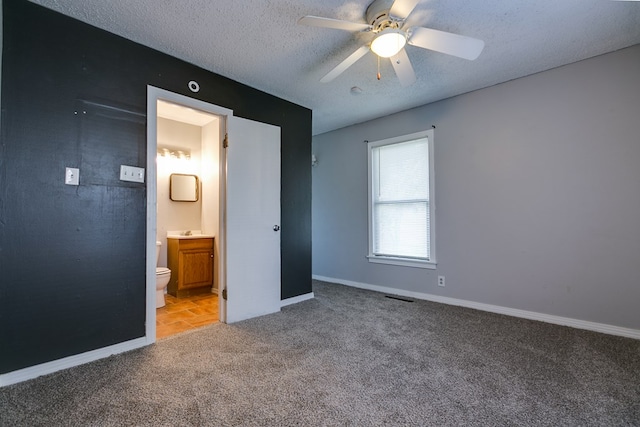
385, 295, 414, 303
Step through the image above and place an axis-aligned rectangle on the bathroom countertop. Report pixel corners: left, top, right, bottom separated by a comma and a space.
167, 234, 215, 240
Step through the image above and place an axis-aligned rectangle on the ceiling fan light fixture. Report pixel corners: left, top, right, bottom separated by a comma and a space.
371, 29, 406, 58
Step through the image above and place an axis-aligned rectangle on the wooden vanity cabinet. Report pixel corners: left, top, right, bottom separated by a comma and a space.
167, 237, 214, 298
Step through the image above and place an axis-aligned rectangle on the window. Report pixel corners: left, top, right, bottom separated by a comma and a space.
367, 130, 436, 269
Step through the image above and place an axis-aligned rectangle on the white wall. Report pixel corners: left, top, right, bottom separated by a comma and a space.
312, 44, 640, 331
156, 117, 203, 266
201, 119, 221, 291
201, 119, 220, 236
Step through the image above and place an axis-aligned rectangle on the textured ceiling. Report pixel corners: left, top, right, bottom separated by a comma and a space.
30, 0, 640, 135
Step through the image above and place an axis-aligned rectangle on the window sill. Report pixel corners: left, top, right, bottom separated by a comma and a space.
367, 255, 437, 269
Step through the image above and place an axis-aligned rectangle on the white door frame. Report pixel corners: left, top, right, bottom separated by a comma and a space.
145, 86, 232, 342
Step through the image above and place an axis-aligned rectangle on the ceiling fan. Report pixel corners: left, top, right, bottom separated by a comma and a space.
298, 0, 485, 86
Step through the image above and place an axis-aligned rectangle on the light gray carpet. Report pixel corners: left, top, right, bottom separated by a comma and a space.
1, 280, 639, 426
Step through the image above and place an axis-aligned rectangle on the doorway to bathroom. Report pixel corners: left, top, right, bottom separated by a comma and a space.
154, 99, 221, 338
145, 86, 282, 342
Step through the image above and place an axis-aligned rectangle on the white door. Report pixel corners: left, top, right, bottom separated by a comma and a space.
224, 116, 281, 323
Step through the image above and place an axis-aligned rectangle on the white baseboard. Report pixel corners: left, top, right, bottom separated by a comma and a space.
0, 337, 149, 387
1, 292, 316, 387
6, 277, 634, 387
281, 292, 315, 307
312, 275, 640, 340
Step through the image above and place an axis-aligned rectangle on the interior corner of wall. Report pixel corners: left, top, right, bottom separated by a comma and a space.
1, 0, 3, 125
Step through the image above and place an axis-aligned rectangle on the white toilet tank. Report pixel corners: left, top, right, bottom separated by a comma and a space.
156, 241, 162, 266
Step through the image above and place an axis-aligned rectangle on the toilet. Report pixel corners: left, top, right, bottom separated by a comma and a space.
155, 241, 171, 308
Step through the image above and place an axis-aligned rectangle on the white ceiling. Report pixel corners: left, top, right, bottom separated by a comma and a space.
30, 0, 640, 135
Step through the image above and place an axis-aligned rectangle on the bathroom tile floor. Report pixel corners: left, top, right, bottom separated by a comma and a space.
156, 292, 219, 339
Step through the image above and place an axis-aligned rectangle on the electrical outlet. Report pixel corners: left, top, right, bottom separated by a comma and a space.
438, 276, 445, 287
65, 167, 79, 185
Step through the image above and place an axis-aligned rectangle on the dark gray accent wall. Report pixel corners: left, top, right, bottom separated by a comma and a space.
0, 0, 311, 374
312, 44, 640, 330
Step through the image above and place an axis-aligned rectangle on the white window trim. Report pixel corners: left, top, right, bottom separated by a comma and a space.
367, 129, 436, 269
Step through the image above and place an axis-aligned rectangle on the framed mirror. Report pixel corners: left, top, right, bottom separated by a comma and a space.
170, 173, 199, 202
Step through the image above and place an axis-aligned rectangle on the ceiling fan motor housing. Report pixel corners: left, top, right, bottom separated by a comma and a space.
366, 0, 403, 33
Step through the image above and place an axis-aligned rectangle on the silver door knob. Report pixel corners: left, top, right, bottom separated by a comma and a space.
273, 225, 280, 231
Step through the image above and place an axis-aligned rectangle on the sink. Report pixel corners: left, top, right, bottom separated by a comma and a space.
167, 230, 215, 240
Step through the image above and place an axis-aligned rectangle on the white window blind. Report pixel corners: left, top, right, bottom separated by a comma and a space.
371, 136, 432, 261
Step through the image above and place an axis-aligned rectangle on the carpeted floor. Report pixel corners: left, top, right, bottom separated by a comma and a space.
1, 280, 639, 426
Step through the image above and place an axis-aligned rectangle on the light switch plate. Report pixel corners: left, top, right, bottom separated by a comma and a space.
65, 167, 79, 185
120, 165, 145, 183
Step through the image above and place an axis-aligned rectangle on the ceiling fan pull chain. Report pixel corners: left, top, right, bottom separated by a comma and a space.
377, 55, 381, 80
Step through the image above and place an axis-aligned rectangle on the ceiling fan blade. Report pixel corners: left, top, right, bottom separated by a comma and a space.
298, 16, 373, 32
389, 0, 420, 20
407, 26, 485, 60
320, 45, 370, 83
390, 49, 417, 87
